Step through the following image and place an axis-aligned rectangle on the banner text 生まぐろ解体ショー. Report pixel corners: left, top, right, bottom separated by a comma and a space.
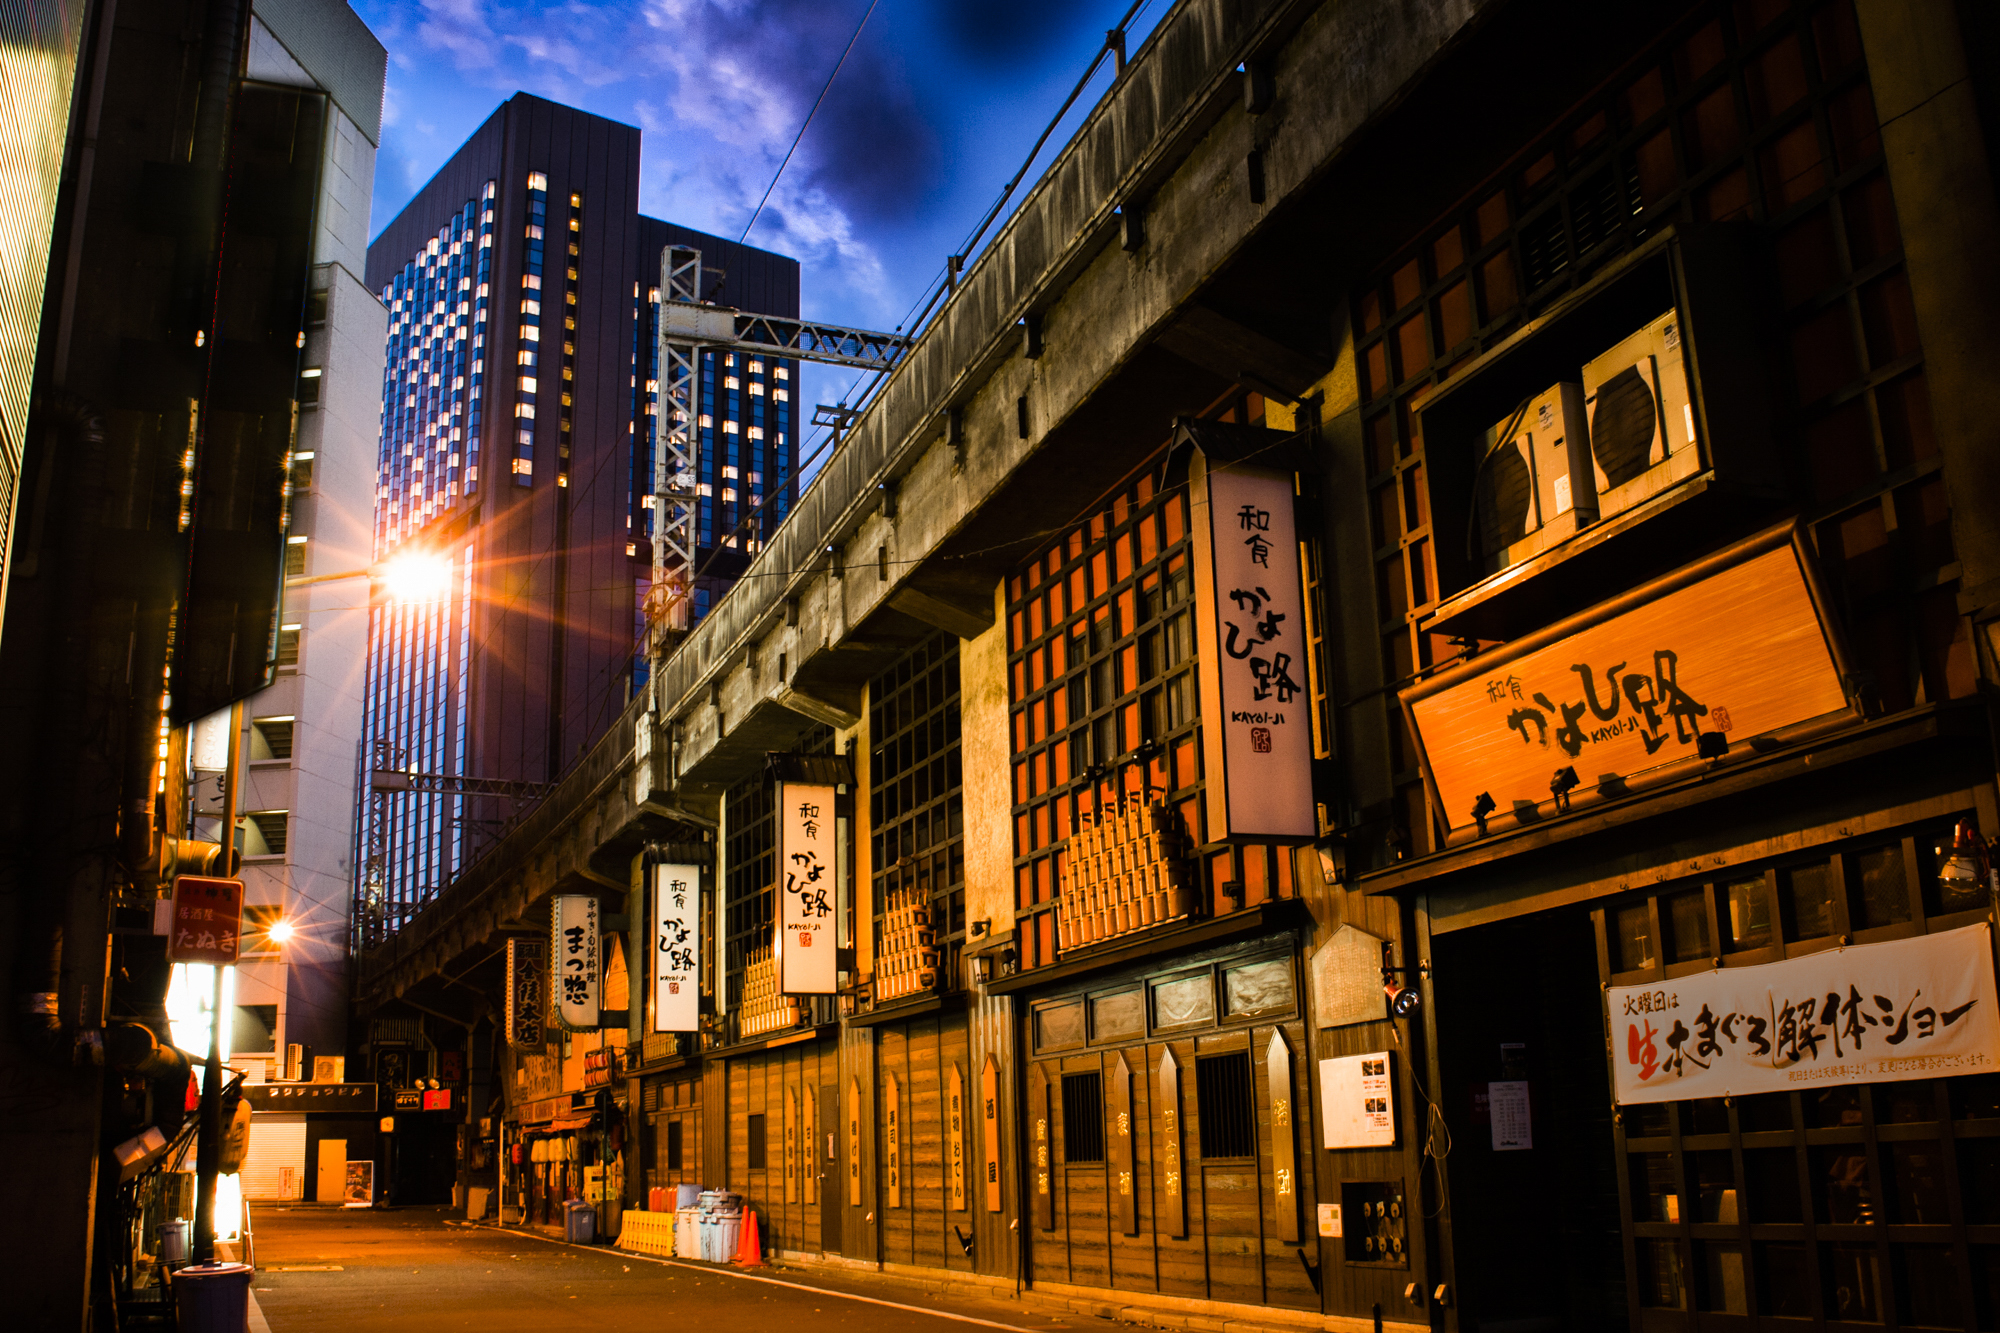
1608, 923, 2000, 1104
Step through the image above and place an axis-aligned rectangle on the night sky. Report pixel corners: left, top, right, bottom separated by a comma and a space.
355, 0, 1168, 456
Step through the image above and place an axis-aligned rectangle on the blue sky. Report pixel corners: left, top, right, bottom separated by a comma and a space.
355, 0, 1168, 453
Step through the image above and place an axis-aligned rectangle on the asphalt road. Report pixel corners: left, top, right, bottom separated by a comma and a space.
249, 1206, 1073, 1333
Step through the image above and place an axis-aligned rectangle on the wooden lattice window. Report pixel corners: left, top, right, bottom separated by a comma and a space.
1005, 450, 1298, 972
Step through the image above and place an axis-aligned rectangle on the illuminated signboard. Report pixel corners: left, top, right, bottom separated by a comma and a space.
1404, 525, 1851, 840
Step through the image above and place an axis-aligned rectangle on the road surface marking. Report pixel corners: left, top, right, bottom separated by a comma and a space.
489, 1224, 1045, 1332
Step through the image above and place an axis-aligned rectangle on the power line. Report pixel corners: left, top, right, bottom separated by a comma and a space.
740, 0, 882, 244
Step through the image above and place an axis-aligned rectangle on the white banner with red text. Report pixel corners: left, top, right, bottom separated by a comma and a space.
1608, 923, 2000, 1104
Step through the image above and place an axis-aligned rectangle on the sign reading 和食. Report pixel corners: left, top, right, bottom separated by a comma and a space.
776, 781, 837, 993
1405, 526, 1850, 838
1608, 923, 2000, 1104
653, 862, 700, 1033
1189, 454, 1315, 843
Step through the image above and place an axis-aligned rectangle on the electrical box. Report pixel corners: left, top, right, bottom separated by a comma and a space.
1472, 381, 1594, 573
1340, 1181, 1410, 1267
1583, 310, 1699, 524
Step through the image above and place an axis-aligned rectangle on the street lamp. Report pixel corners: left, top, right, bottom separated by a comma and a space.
282, 548, 454, 604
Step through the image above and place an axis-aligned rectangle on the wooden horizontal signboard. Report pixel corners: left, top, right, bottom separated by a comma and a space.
1404, 524, 1850, 839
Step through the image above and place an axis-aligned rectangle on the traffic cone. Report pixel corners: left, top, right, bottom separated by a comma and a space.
734, 1208, 763, 1266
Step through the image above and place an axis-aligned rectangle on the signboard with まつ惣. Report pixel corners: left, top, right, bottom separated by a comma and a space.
551, 894, 599, 1030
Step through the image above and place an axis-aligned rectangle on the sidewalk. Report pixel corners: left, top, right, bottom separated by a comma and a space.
464, 1217, 1422, 1333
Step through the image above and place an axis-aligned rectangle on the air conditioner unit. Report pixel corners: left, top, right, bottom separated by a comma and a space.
1470, 381, 1594, 574
1582, 310, 1699, 523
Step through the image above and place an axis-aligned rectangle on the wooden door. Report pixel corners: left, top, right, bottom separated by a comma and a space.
315, 1139, 345, 1204
820, 1084, 842, 1253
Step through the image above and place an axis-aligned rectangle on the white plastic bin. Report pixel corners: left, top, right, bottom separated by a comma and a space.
675, 1207, 700, 1259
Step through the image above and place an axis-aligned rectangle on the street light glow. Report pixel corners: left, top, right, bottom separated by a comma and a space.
377, 551, 452, 603
267, 919, 296, 945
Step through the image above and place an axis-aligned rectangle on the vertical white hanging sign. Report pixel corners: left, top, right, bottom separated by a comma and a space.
653, 862, 701, 1032
776, 781, 838, 992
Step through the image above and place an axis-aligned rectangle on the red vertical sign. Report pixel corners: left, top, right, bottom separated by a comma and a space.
166, 876, 245, 965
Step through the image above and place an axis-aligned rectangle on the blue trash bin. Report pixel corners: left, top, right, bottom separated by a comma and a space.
564, 1199, 596, 1244
173, 1261, 253, 1332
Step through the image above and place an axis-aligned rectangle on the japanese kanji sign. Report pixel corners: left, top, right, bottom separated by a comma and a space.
1190, 454, 1315, 843
776, 781, 838, 993
167, 876, 243, 965
551, 895, 600, 1031
1609, 923, 2000, 1104
1405, 526, 1849, 837
505, 936, 546, 1051
653, 862, 701, 1033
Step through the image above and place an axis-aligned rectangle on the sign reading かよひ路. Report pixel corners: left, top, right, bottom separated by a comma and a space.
1190, 454, 1315, 843
1405, 527, 1849, 837
776, 781, 837, 993
653, 862, 700, 1032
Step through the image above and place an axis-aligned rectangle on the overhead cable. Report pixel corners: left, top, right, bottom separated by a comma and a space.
740, 0, 883, 244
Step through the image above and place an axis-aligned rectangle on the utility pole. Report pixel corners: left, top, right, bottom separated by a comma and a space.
190, 701, 242, 1262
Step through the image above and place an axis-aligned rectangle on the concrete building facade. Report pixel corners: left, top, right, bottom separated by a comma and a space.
351, 3, 2000, 1332
211, 0, 386, 1200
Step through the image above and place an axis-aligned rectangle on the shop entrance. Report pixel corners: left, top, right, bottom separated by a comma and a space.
390, 1112, 459, 1206
819, 1084, 842, 1253
1433, 908, 1626, 1331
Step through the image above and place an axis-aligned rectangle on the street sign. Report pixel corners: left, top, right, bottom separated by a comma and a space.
166, 876, 244, 965
243, 1083, 378, 1113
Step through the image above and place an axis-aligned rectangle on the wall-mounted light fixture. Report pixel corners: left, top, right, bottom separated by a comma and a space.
1381, 941, 1428, 1020
1937, 821, 1991, 898
1697, 731, 1729, 761
1470, 791, 1496, 836
1549, 766, 1580, 813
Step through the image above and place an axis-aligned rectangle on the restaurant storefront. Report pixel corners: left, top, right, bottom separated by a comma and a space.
1372, 531, 1999, 1329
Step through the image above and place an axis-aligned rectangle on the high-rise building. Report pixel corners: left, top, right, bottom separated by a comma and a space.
358, 94, 799, 941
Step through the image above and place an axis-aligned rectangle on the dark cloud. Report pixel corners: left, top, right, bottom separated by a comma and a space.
660, 0, 940, 227
803, 47, 943, 224
932, 0, 1102, 68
